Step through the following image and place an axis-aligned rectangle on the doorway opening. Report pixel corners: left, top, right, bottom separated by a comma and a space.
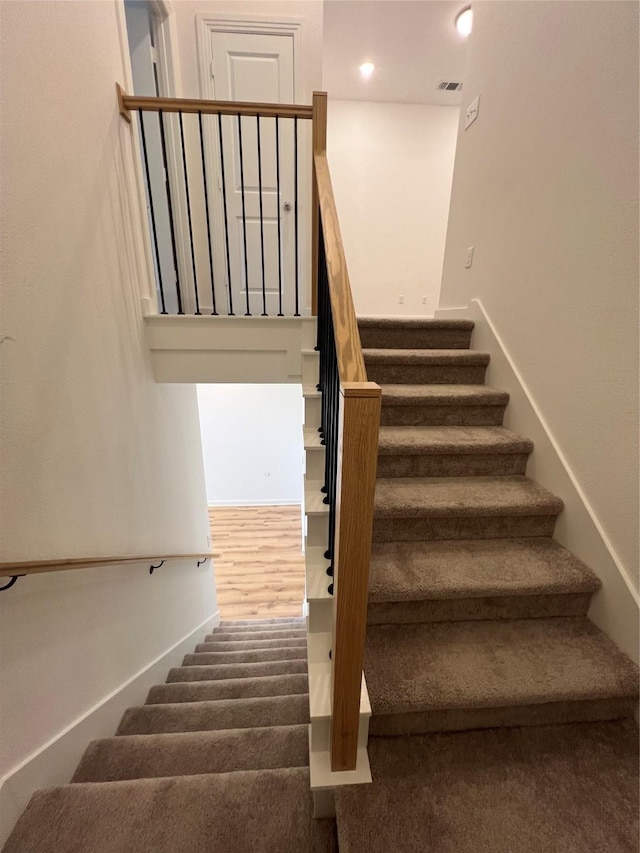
197, 384, 305, 620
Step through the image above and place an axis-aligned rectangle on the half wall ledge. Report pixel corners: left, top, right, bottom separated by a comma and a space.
144, 315, 317, 384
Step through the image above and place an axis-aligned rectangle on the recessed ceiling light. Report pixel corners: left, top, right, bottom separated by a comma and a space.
455, 6, 473, 37
359, 62, 375, 79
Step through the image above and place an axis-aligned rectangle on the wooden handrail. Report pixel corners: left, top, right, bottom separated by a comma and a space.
117, 84, 313, 123
314, 151, 368, 384
311, 117, 382, 773
0, 553, 217, 578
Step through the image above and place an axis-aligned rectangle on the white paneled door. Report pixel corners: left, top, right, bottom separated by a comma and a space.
203, 28, 303, 316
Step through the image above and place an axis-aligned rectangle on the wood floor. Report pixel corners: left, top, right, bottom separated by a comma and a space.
209, 505, 305, 621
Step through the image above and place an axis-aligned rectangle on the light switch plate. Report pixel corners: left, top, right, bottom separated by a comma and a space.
465, 95, 480, 130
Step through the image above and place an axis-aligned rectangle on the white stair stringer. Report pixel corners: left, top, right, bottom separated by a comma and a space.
302, 365, 373, 818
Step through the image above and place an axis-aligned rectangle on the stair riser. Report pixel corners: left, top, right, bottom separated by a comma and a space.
182, 648, 307, 666
380, 404, 506, 427
167, 660, 308, 682
376, 452, 529, 478
206, 630, 306, 642
73, 727, 310, 783
147, 674, 309, 704
117, 697, 310, 736
366, 364, 487, 386
368, 697, 638, 737
220, 618, 305, 626
305, 449, 325, 481
367, 592, 593, 625
195, 638, 307, 652
307, 514, 329, 547
372, 515, 558, 542
304, 395, 321, 428
359, 329, 472, 350
213, 622, 304, 634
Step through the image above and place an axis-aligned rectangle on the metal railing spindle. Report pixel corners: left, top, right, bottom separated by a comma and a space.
237, 114, 251, 316
138, 112, 167, 314
158, 110, 183, 314
198, 111, 218, 315
217, 113, 234, 315
178, 111, 201, 314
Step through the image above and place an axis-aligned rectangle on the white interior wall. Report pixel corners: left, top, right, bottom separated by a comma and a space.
197, 384, 304, 505
0, 0, 216, 839
440, 2, 639, 593
326, 99, 459, 317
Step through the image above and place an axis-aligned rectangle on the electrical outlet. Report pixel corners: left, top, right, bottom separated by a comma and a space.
465, 95, 480, 130
465, 246, 474, 269
399, 294, 405, 304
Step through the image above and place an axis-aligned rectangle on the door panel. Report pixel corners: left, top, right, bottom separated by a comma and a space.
207, 30, 300, 316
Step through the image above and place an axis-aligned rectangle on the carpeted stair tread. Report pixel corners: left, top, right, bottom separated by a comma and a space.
194, 637, 307, 652
73, 724, 309, 783
364, 617, 638, 724
364, 348, 489, 365
205, 628, 306, 642
167, 659, 307, 682
182, 646, 307, 666
381, 383, 508, 406
374, 475, 563, 518
4, 768, 337, 853
369, 538, 600, 602
117, 694, 310, 735
219, 617, 305, 627
334, 720, 639, 853
377, 425, 533, 455
147, 673, 308, 704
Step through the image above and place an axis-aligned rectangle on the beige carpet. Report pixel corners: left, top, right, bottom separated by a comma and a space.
4, 618, 337, 853
336, 317, 639, 850
336, 720, 639, 853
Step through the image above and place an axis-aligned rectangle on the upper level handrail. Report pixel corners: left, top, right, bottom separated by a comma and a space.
314, 152, 367, 383
0, 552, 216, 578
117, 84, 312, 123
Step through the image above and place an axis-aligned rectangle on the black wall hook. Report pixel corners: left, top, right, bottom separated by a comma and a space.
197, 558, 208, 566
0, 575, 24, 592
149, 560, 165, 575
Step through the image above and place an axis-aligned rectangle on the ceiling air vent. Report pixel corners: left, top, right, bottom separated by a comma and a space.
437, 80, 463, 91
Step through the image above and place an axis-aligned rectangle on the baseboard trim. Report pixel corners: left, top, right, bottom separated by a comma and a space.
436, 300, 639, 662
207, 500, 302, 507
0, 610, 221, 846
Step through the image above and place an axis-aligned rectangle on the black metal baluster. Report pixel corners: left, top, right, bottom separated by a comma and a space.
237, 114, 250, 316
158, 110, 183, 314
217, 113, 233, 315
294, 116, 300, 316
256, 116, 267, 316
275, 117, 284, 316
179, 112, 200, 315
198, 111, 217, 315
138, 111, 166, 314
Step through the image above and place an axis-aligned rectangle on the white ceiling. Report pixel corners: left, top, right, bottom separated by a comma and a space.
323, 0, 469, 106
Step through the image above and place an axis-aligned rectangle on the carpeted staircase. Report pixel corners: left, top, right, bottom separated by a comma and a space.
334, 318, 639, 852
5, 317, 638, 853
4, 617, 338, 853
